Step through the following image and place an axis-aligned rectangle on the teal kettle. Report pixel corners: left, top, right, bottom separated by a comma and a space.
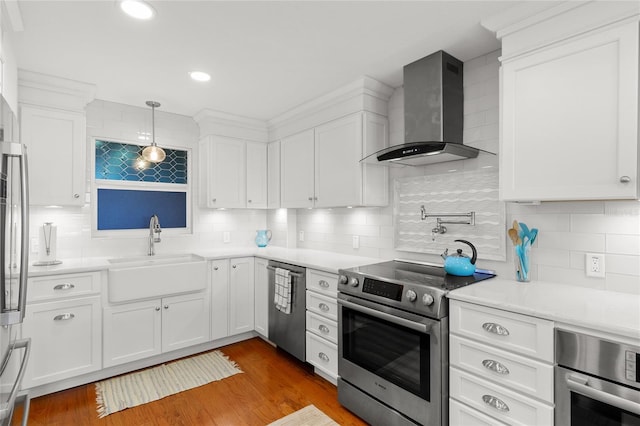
255, 229, 272, 247
441, 239, 477, 276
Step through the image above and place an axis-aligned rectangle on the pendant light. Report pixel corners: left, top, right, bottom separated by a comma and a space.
141, 101, 166, 163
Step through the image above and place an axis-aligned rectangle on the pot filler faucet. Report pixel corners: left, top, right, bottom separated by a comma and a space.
148, 214, 162, 255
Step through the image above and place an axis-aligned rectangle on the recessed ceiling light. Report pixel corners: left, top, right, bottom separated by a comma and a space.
120, 0, 155, 20
189, 71, 211, 82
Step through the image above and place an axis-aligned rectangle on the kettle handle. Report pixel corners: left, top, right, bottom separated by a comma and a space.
454, 239, 477, 265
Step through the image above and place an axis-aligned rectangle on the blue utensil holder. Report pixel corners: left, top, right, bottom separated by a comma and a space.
514, 242, 531, 282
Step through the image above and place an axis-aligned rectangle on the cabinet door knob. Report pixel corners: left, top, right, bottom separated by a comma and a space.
248, 199, 252, 203
73, 194, 80, 198
620, 176, 631, 183
214, 266, 219, 271
164, 305, 169, 309
53, 313, 75, 321
232, 265, 237, 268
155, 307, 161, 311
314, 197, 318, 201
212, 198, 217, 202
308, 197, 313, 201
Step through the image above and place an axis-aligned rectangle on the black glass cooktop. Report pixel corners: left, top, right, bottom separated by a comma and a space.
347, 260, 496, 292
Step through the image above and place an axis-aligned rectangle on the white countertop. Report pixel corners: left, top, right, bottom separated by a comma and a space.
448, 278, 640, 342
27, 247, 386, 276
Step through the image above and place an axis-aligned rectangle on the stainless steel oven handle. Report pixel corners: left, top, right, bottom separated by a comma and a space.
567, 374, 640, 416
338, 298, 429, 333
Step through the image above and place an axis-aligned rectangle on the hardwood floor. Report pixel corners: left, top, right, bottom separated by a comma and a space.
17, 338, 367, 426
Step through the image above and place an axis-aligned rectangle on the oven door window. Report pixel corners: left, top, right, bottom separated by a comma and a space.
342, 306, 429, 400
572, 393, 640, 426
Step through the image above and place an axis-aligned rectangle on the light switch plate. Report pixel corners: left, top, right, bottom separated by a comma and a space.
299, 231, 304, 242
223, 231, 231, 243
352, 235, 360, 249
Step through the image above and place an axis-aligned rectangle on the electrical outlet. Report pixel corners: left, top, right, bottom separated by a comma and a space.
223, 231, 231, 243
586, 253, 605, 277
299, 231, 304, 242
352, 235, 360, 249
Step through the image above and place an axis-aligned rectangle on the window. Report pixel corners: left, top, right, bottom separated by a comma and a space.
92, 138, 190, 234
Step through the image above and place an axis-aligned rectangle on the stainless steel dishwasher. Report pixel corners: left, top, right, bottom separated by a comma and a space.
267, 260, 306, 362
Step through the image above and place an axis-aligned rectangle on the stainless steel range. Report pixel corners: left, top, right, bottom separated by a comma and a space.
337, 260, 495, 426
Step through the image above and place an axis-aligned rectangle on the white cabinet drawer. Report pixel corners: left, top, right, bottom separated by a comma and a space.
306, 311, 338, 344
306, 269, 338, 297
306, 331, 338, 379
450, 399, 509, 426
450, 301, 554, 362
306, 291, 337, 321
28, 272, 101, 302
450, 367, 553, 426
450, 334, 554, 403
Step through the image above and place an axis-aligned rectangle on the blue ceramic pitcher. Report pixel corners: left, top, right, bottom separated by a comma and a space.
255, 229, 272, 247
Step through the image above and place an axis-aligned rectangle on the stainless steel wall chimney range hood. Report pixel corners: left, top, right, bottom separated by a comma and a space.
366, 50, 490, 166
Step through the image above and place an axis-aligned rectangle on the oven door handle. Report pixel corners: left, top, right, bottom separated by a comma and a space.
567, 374, 640, 416
338, 299, 429, 333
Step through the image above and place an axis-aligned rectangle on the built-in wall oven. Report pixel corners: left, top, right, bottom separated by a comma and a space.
337, 260, 495, 426
555, 329, 640, 425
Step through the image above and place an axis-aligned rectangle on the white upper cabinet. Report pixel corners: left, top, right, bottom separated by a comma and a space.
21, 105, 86, 205
280, 129, 315, 208
280, 112, 388, 209
199, 135, 267, 208
246, 141, 268, 208
18, 71, 95, 206
267, 141, 281, 209
488, 3, 640, 201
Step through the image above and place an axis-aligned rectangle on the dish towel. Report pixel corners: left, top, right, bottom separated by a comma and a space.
274, 267, 292, 314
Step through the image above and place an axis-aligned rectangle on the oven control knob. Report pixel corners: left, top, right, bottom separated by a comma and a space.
406, 290, 417, 302
338, 275, 349, 285
349, 277, 359, 287
422, 294, 434, 306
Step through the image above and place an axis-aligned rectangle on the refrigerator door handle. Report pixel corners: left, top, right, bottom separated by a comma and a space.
18, 145, 29, 324
0, 338, 31, 423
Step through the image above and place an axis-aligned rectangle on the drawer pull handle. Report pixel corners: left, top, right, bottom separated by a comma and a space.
318, 303, 330, 312
318, 324, 330, 334
482, 394, 510, 412
482, 322, 510, 336
53, 283, 75, 290
318, 352, 330, 362
53, 313, 75, 321
318, 280, 330, 288
482, 359, 510, 375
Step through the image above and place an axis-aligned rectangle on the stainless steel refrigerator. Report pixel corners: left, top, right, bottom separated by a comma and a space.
0, 94, 31, 426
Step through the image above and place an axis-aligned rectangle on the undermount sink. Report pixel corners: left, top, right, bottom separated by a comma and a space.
107, 253, 207, 303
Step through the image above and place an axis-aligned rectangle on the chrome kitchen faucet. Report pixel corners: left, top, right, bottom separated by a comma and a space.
148, 214, 162, 255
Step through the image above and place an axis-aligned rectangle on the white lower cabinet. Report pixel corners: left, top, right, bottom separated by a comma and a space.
449, 300, 554, 426
103, 291, 210, 368
254, 257, 269, 338
22, 272, 102, 389
305, 268, 339, 383
209, 257, 255, 339
229, 257, 255, 335
210, 259, 230, 340
22, 296, 102, 388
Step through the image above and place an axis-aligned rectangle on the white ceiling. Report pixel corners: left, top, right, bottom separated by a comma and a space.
9, 1, 526, 120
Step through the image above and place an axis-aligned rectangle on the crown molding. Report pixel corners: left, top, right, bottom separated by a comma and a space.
18, 69, 96, 111
194, 108, 269, 142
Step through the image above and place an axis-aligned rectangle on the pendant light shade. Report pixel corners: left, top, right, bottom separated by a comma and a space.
142, 101, 166, 163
